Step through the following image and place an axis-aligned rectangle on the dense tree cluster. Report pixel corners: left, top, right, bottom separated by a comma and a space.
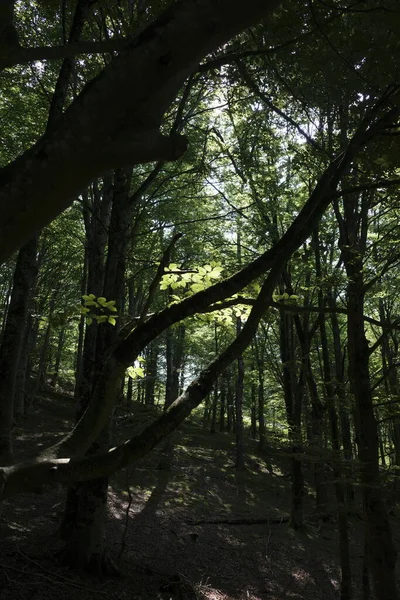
1, 0, 400, 598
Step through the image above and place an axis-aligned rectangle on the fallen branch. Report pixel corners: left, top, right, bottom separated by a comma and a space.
186, 516, 289, 525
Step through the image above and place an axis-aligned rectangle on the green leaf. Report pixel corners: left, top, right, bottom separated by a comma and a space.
108, 316, 116, 326
208, 267, 223, 279
127, 365, 145, 379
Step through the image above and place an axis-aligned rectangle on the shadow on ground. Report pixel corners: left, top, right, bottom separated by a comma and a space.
0, 396, 387, 599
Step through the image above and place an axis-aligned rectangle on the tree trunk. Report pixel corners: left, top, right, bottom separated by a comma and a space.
280, 304, 304, 529
210, 382, 218, 434
250, 375, 257, 439
258, 369, 266, 450
61, 168, 131, 571
341, 189, 398, 599
75, 249, 88, 382
0, 270, 13, 342
50, 326, 66, 388
165, 324, 185, 409
14, 312, 33, 419
144, 342, 158, 405
219, 377, 226, 432
235, 317, 246, 470
308, 372, 328, 516
253, 337, 267, 450
35, 293, 56, 393
314, 229, 352, 600
0, 237, 37, 463
329, 292, 355, 504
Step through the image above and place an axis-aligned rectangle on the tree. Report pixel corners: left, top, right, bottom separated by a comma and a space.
0, 0, 282, 262
1, 1, 400, 594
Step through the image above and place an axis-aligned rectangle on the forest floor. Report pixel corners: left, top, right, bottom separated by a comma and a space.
0, 394, 398, 600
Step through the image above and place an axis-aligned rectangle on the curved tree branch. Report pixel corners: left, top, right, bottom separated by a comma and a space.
0, 99, 395, 500
0, 0, 282, 263
40, 97, 399, 462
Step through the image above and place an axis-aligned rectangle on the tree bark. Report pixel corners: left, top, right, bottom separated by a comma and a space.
314, 230, 352, 600
235, 318, 246, 470
340, 188, 398, 599
61, 168, 132, 572
0, 237, 37, 463
50, 327, 66, 388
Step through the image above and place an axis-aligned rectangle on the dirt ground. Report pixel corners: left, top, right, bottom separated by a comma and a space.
0, 394, 398, 599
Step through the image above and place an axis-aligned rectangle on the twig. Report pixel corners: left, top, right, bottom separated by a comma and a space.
186, 516, 289, 526
138, 231, 183, 323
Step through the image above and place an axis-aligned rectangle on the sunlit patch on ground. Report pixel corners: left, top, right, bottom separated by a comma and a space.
0, 398, 386, 600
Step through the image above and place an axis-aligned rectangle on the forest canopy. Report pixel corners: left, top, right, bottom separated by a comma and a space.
1, 0, 400, 598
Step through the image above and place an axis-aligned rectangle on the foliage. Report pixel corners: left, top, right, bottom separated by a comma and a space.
80, 294, 118, 326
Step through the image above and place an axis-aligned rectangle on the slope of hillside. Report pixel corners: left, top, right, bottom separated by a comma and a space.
0, 395, 394, 599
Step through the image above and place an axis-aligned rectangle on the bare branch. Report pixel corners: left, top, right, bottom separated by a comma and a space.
0, 38, 127, 72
